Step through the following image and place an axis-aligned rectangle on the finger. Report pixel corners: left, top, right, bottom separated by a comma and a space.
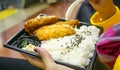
34, 47, 55, 67
21, 53, 45, 69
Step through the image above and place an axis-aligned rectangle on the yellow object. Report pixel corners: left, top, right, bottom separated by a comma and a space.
90, 6, 120, 32
90, 6, 120, 70
0, 9, 18, 20
113, 55, 120, 70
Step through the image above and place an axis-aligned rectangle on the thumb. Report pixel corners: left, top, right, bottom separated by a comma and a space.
34, 47, 55, 67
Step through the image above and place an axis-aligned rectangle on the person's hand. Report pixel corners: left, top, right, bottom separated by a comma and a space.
88, 0, 116, 21
22, 47, 73, 70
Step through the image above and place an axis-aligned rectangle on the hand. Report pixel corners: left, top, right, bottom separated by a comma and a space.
88, 0, 116, 21
22, 47, 73, 70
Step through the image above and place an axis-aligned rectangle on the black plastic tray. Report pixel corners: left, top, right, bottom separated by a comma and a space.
4, 16, 101, 70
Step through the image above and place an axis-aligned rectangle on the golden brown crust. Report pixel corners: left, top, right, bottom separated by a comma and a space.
33, 23, 76, 40
24, 15, 79, 40
55, 20, 79, 28
24, 16, 59, 34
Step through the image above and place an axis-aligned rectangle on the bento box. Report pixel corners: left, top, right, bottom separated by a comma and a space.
4, 14, 102, 70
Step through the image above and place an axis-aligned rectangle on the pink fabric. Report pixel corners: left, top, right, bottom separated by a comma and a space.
96, 23, 120, 68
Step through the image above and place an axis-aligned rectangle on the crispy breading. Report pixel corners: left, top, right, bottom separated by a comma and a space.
24, 16, 59, 34
33, 23, 76, 40
56, 20, 79, 28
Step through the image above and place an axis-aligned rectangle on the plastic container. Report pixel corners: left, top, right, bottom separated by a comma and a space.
4, 15, 102, 70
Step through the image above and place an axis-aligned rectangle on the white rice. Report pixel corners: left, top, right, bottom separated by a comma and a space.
41, 25, 100, 68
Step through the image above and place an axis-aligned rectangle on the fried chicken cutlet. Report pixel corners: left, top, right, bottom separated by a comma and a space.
34, 24, 75, 40
55, 20, 79, 28
24, 16, 59, 34
33, 20, 79, 40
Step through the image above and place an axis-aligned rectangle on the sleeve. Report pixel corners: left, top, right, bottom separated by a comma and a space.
113, 55, 120, 70
90, 6, 120, 32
